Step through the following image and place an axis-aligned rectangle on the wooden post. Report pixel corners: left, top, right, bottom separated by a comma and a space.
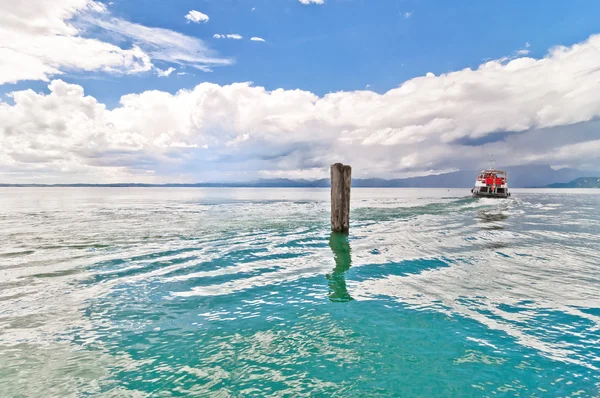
330, 163, 351, 232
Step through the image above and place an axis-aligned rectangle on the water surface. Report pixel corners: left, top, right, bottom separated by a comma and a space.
1, 188, 599, 396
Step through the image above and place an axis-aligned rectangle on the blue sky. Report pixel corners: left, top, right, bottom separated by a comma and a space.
7, 0, 600, 105
1, 0, 600, 182
107, 0, 600, 101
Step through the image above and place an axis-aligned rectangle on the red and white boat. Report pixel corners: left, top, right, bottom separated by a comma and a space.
471, 163, 510, 198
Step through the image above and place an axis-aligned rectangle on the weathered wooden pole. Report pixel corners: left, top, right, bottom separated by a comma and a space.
330, 163, 352, 232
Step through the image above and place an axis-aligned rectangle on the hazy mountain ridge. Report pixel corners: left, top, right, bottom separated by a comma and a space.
1, 165, 597, 188
545, 177, 600, 188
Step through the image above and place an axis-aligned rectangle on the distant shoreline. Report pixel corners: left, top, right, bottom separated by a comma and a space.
1, 174, 597, 189
0, 184, 466, 188
0, 184, 596, 189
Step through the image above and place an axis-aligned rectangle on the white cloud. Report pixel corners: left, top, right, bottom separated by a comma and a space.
0, 0, 154, 84
403, 11, 413, 19
185, 10, 209, 24
299, 0, 324, 4
251, 37, 266, 42
2, 35, 600, 182
87, 17, 232, 71
214, 34, 243, 40
156, 67, 175, 77
516, 42, 531, 55
0, 0, 230, 84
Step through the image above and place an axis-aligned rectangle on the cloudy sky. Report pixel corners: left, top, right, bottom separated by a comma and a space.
1, 0, 600, 183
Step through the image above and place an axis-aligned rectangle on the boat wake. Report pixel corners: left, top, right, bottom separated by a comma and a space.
0, 188, 598, 396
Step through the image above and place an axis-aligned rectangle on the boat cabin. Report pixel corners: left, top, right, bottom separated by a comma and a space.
476, 170, 507, 186
473, 169, 509, 197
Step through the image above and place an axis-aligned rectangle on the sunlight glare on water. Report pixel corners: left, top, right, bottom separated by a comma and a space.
0, 188, 599, 397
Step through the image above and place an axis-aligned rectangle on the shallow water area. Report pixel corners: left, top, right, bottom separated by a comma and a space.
0, 188, 599, 397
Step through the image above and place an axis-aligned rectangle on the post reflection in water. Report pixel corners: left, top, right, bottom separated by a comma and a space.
327, 232, 353, 303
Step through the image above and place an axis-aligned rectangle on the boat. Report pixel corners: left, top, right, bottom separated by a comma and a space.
471, 160, 511, 198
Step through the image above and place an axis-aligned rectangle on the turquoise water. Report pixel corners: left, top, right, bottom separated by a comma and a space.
1, 188, 599, 397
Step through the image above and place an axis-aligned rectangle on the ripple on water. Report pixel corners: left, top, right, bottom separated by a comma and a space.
0, 188, 599, 396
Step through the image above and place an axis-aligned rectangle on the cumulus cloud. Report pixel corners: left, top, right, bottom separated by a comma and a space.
251, 37, 266, 42
0, 0, 229, 84
156, 67, 176, 77
185, 10, 209, 23
2, 35, 600, 182
214, 34, 243, 40
0, 0, 153, 84
515, 42, 531, 55
299, 0, 324, 4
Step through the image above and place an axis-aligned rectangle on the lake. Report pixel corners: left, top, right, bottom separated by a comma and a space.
1, 188, 599, 396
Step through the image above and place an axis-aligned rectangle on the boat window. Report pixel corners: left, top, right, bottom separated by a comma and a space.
497, 188, 505, 193
479, 187, 488, 193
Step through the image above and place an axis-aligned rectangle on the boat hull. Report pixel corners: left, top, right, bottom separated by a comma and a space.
472, 192, 510, 199
471, 188, 510, 199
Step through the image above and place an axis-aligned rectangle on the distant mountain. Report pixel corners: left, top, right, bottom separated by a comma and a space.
1, 165, 597, 188
545, 177, 600, 188
355, 165, 598, 188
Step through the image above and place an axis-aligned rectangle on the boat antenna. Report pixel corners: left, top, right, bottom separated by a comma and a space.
489, 155, 495, 170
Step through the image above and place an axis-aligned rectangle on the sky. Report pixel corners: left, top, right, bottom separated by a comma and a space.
1, 0, 600, 183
